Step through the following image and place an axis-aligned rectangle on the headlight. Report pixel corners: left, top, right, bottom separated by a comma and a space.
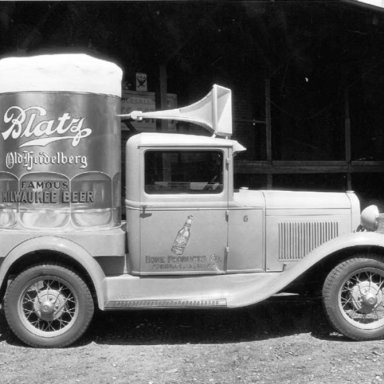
361, 205, 380, 231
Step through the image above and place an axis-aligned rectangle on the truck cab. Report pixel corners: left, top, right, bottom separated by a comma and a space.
125, 133, 243, 275
125, 132, 360, 277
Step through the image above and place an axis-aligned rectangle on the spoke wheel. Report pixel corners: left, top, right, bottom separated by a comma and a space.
4, 264, 94, 348
323, 255, 384, 340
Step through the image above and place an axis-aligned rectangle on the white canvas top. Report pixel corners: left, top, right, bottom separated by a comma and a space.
0, 54, 123, 97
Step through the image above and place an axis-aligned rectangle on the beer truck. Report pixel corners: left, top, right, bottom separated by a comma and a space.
0, 54, 384, 348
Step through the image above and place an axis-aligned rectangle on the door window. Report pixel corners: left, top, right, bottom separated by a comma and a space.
145, 150, 223, 194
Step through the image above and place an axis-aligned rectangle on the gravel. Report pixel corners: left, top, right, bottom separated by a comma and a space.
1, 296, 384, 384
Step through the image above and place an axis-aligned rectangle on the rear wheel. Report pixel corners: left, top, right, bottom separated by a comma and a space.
323, 255, 384, 340
4, 264, 94, 348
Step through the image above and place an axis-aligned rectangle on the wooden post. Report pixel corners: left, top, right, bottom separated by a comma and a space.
345, 88, 352, 190
157, 63, 168, 131
265, 79, 273, 188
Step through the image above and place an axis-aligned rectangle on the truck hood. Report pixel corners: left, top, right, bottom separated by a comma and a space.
234, 189, 356, 210
262, 190, 354, 210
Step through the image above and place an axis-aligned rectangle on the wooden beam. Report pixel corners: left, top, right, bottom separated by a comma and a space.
265, 78, 272, 188
235, 160, 384, 175
157, 63, 168, 131
345, 88, 352, 189
350, 161, 384, 173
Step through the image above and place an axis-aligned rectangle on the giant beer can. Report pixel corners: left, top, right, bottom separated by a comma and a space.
0, 54, 122, 229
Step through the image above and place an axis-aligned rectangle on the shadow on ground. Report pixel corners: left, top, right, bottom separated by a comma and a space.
0, 296, 344, 348
86, 296, 340, 346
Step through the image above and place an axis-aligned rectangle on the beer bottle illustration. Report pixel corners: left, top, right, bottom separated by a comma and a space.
171, 215, 193, 255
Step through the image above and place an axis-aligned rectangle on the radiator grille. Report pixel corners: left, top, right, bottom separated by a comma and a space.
278, 221, 339, 261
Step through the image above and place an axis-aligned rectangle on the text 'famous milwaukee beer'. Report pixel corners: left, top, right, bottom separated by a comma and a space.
0, 54, 122, 229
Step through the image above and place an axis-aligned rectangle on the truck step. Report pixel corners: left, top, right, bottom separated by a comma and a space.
104, 297, 227, 309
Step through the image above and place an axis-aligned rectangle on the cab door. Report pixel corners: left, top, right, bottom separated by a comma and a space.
139, 148, 228, 275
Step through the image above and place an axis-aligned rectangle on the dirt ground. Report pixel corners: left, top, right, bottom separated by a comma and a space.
1, 296, 384, 384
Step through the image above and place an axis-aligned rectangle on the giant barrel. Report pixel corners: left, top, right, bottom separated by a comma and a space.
0, 54, 122, 229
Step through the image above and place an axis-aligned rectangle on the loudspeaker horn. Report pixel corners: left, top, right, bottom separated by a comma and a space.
119, 84, 232, 137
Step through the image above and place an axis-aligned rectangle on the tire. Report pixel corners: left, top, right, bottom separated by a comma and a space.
4, 264, 94, 348
323, 255, 384, 341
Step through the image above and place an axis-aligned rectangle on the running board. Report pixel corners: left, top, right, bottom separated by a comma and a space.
101, 272, 280, 310
105, 298, 227, 309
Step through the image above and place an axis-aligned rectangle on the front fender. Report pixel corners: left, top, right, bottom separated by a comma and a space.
282, 231, 384, 278
228, 231, 384, 307
0, 236, 106, 309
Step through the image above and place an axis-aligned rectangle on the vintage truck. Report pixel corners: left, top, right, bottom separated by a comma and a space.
0, 54, 384, 348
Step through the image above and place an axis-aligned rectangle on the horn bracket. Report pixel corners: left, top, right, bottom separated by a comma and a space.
128, 111, 144, 121
118, 84, 232, 137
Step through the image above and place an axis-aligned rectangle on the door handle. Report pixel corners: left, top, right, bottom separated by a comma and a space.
140, 205, 152, 218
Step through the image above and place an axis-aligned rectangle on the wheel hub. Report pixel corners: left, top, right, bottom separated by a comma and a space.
33, 290, 66, 321
351, 281, 383, 314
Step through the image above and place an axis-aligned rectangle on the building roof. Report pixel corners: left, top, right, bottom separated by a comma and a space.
343, 0, 384, 11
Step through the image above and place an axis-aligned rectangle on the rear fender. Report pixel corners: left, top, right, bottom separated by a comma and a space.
228, 231, 384, 307
0, 236, 106, 309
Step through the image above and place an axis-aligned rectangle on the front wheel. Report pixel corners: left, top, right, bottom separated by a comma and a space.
323, 255, 384, 340
4, 264, 94, 348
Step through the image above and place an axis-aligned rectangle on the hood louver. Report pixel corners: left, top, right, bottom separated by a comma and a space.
278, 221, 339, 261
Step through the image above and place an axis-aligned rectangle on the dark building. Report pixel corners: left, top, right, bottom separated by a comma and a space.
1, 1, 384, 208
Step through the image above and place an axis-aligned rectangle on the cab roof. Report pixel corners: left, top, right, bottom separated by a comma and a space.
127, 132, 246, 153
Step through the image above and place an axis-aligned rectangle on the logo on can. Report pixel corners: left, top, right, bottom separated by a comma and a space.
2, 106, 92, 148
